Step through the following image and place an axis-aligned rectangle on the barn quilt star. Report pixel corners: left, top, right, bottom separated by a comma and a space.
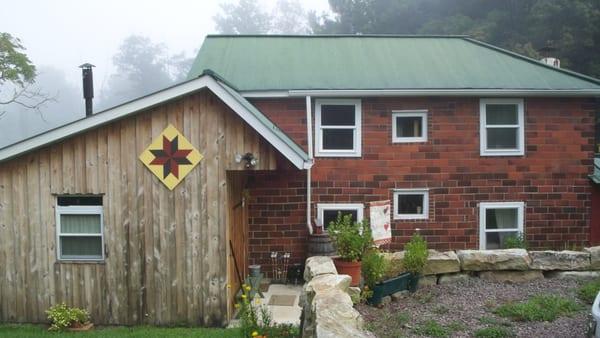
139, 124, 203, 190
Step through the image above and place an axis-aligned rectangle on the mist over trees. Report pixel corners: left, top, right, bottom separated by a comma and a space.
310, 0, 600, 77
97, 35, 194, 110
214, 0, 310, 34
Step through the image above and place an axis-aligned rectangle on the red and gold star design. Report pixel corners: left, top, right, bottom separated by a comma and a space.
139, 124, 203, 190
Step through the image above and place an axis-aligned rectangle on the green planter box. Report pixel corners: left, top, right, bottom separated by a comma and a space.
368, 272, 415, 306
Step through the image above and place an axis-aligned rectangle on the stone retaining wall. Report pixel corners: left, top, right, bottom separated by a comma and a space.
301, 256, 374, 338
391, 246, 600, 285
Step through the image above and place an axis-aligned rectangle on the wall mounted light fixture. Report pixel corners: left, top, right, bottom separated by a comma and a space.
235, 152, 258, 169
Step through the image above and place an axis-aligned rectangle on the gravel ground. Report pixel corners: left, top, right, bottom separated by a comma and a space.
357, 277, 591, 338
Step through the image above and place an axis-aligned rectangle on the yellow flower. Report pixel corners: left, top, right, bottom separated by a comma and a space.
242, 283, 248, 288
227, 284, 231, 289
241, 294, 247, 299
234, 303, 240, 308
252, 331, 259, 337
245, 285, 252, 291
255, 299, 261, 304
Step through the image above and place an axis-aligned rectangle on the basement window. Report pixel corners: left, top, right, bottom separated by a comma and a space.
56, 196, 104, 261
479, 202, 524, 250
393, 189, 429, 220
315, 99, 362, 157
317, 203, 364, 230
480, 99, 525, 156
392, 110, 428, 143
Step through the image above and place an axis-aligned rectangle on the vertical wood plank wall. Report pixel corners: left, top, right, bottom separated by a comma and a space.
0, 89, 279, 326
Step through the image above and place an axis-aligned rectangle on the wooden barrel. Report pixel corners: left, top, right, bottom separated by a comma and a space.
307, 233, 337, 257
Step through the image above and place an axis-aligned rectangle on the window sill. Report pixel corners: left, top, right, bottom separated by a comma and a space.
314, 152, 362, 158
480, 150, 524, 157
55, 260, 106, 265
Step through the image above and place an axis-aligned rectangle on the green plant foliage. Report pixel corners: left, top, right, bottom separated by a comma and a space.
403, 233, 429, 275
577, 278, 600, 304
327, 213, 373, 262
45, 303, 90, 331
413, 320, 450, 338
0, 32, 36, 86
361, 249, 389, 288
502, 232, 528, 249
0, 324, 241, 337
474, 326, 516, 338
494, 294, 581, 322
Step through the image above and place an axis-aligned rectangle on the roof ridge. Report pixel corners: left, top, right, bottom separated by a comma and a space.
463, 37, 600, 86
205, 34, 469, 38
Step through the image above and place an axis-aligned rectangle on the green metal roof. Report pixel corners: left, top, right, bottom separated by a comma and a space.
188, 35, 600, 92
591, 158, 600, 185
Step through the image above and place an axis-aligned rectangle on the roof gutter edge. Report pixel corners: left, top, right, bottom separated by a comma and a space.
241, 89, 600, 98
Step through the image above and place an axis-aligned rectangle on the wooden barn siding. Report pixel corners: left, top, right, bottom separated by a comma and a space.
0, 89, 279, 326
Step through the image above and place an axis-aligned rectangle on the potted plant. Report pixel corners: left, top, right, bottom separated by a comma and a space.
362, 248, 413, 306
403, 232, 429, 292
327, 213, 373, 286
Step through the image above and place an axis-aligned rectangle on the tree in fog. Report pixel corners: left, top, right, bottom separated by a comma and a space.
214, 0, 310, 34
98, 35, 193, 110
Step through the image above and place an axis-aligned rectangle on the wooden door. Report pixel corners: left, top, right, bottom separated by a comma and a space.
227, 173, 248, 319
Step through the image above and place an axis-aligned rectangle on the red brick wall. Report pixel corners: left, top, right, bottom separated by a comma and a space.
248, 97, 595, 258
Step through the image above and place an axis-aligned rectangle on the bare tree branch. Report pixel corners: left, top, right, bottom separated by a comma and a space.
0, 83, 56, 119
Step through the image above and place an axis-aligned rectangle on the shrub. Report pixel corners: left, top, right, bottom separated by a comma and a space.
494, 294, 580, 322
327, 213, 373, 262
361, 249, 389, 288
46, 303, 90, 331
502, 232, 528, 249
413, 320, 450, 338
474, 326, 516, 338
577, 278, 600, 304
403, 233, 429, 275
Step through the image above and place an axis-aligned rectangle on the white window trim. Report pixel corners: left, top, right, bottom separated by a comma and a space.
56, 205, 105, 261
480, 98, 525, 156
479, 201, 525, 250
391, 110, 428, 143
315, 99, 362, 157
316, 203, 364, 228
393, 188, 429, 220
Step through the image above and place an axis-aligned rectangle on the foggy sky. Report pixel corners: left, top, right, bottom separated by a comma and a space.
0, 0, 329, 147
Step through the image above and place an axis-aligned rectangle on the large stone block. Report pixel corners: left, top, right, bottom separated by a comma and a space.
529, 250, 590, 271
546, 271, 600, 279
304, 256, 337, 282
457, 249, 531, 271
584, 246, 600, 270
479, 270, 544, 283
422, 250, 461, 275
438, 272, 472, 284
381, 251, 405, 279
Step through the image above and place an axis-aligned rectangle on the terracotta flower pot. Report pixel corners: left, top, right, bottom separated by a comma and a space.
67, 322, 94, 331
333, 258, 362, 286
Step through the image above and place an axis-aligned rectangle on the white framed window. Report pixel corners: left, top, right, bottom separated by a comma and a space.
56, 196, 104, 261
480, 98, 525, 156
392, 110, 428, 143
479, 202, 524, 250
315, 99, 362, 157
393, 189, 429, 220
317, 203, 364, 230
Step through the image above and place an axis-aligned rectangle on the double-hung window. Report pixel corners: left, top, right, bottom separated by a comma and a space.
480, 99, 525, 156
317, 203, 364, 230
56, 196, 104, 261
392, 110, 428, 143
315, 99, 361, 157
479, 202, 524, 250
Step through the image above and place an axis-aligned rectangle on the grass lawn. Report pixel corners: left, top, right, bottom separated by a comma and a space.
0, 324, 241, 338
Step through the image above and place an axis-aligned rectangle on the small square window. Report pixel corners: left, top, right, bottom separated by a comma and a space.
479, 202, 524, 250
317, 203, 364, 230
315, 99, 361, 157
480, 99, 524, 156
392, 111, 427, 143
56, 196, 104, 261
393, 189, 429, 220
